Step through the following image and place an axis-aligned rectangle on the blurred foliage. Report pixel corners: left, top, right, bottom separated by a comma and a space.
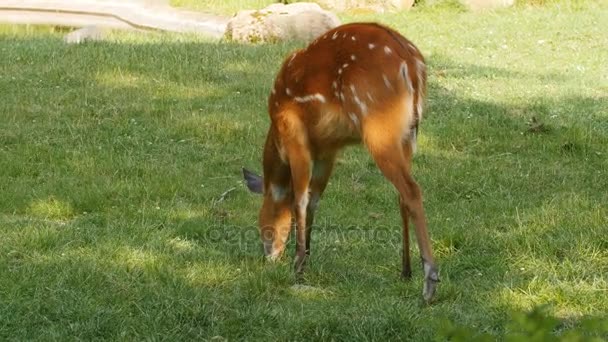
439, 306, 608, 341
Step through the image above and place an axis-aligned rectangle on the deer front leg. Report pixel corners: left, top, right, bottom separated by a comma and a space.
305, 154, 337, 257
284, 149, 312, 276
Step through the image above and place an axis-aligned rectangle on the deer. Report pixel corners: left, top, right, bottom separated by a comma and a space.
242, 22, 439, 302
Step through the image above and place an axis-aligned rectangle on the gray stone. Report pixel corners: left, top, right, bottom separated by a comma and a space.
224, 2, 341, 44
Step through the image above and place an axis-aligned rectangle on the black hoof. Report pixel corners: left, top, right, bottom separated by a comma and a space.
401, 270, 412, 281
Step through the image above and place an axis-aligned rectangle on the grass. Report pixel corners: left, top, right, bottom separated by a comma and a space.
171, 0, 276, 15
1, 1, 608, 340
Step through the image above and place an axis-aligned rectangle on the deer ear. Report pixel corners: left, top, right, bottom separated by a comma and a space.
242, 167, 263, 194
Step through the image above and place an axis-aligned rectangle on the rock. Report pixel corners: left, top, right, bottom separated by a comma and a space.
224, 2, 341, 44
460, 0, 515, 11
64, 25, 104, 44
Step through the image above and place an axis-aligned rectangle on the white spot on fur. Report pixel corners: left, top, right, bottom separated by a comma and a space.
349, 84, 357, 95
354, 96, 368, 115
294, 93, 327, 104
415, 58, 426, 120
368, 43, 375, 49
332, 81, 338, 89
342, 63, 349, 69
271, 87, 276, 95
351, 55, 356, 61
351, 36, 356, 41
338, 68, 343, 75
332, 32, 338, 40
285, 88, 292, 96
383, 74, 392, 89
288, 52, 297, 66
384, 46, 392, 54
348, 112, 359, 127
366, 92, 374, 102
401, 61, 414, 93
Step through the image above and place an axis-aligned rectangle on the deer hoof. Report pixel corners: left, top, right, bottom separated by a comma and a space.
294, 253, 307, 274
401, 269, 412, 281
422, 260, 439, 303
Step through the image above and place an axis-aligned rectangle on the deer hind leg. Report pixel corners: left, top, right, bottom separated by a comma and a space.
306, 153, 337, 257
289, 147, 312, 275
399, 135, 416, 279
399, 195, 412, 279
362, 115, 439, 302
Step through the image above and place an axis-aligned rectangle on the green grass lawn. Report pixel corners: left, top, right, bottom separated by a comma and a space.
1, 1, 607, 340
171, 0, 276, 15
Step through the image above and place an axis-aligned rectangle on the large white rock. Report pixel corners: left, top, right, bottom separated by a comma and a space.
224, 2, 341, 44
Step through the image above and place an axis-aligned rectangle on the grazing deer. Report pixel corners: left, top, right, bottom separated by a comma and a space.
242, 22, 439, 302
